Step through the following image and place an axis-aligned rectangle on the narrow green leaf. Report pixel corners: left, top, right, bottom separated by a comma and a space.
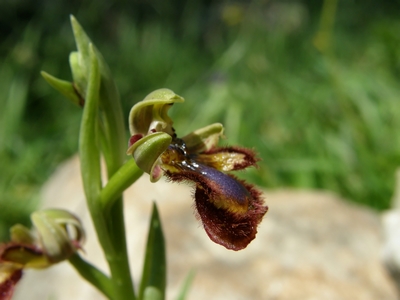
175, 269, 195, 300
143, 286, 163, 300
139, 203, 166, 300
40, 71, 83, 106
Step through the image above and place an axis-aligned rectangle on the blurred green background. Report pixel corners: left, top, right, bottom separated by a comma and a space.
1, 0, 400, 241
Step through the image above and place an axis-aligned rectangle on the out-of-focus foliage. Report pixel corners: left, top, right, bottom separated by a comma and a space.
1, 0, 400, 241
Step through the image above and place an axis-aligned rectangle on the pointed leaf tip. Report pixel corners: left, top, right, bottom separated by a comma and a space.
139, 203, 166, 300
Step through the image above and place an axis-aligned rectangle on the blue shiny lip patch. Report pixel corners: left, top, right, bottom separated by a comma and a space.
192, 163, 251, 207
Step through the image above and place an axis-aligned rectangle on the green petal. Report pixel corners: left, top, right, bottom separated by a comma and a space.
181, 123, 224, 153
10, 224, 34, 245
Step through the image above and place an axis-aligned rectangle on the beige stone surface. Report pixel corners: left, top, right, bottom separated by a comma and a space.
13, 156, 398, 300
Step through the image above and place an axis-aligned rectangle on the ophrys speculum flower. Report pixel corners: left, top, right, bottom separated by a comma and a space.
0, 209, 85, 297
127, 89, 268, 250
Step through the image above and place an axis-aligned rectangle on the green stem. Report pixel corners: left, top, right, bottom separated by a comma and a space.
107, 197, 136, 300
96, 49, 137, 300
69, 254, 114, 299
72, 18, 137, 300
78, 44, 133, 300
100, 159, 143, 212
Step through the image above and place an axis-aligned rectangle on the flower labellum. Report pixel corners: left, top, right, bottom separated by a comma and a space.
127, 89, 268, 250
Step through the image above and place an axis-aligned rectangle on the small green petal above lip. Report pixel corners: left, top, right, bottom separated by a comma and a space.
181, 123, 224, 153
127, 132, 172, 182
128, 89, 184, 136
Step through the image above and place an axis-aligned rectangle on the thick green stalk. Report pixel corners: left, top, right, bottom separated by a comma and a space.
100, 159, 143, 212
96, 52, 137, 300
79, 44, 137, 300
106, 197, 135, 300
72, 16, 137, 299
69, 254, 114, 299
96, 44, 137, 300
78, 44, 119, 295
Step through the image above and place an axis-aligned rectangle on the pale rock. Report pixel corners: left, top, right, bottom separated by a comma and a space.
381, 169, 400, 294
382, 209, 400, 294
13, 156, 398, 300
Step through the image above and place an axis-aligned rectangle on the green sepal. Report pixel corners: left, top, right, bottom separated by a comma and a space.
127, 132, 172, 182
129, 88, 184, 136
10, 224, 34, 245
40, 71, 83, 106
139, 203, 166, 300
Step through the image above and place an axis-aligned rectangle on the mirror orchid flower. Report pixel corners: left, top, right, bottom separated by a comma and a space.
0, 209, 85, 299
127, 89, 268, 251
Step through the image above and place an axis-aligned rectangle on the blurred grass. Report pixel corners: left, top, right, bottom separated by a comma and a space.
1, 0, 400, 241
